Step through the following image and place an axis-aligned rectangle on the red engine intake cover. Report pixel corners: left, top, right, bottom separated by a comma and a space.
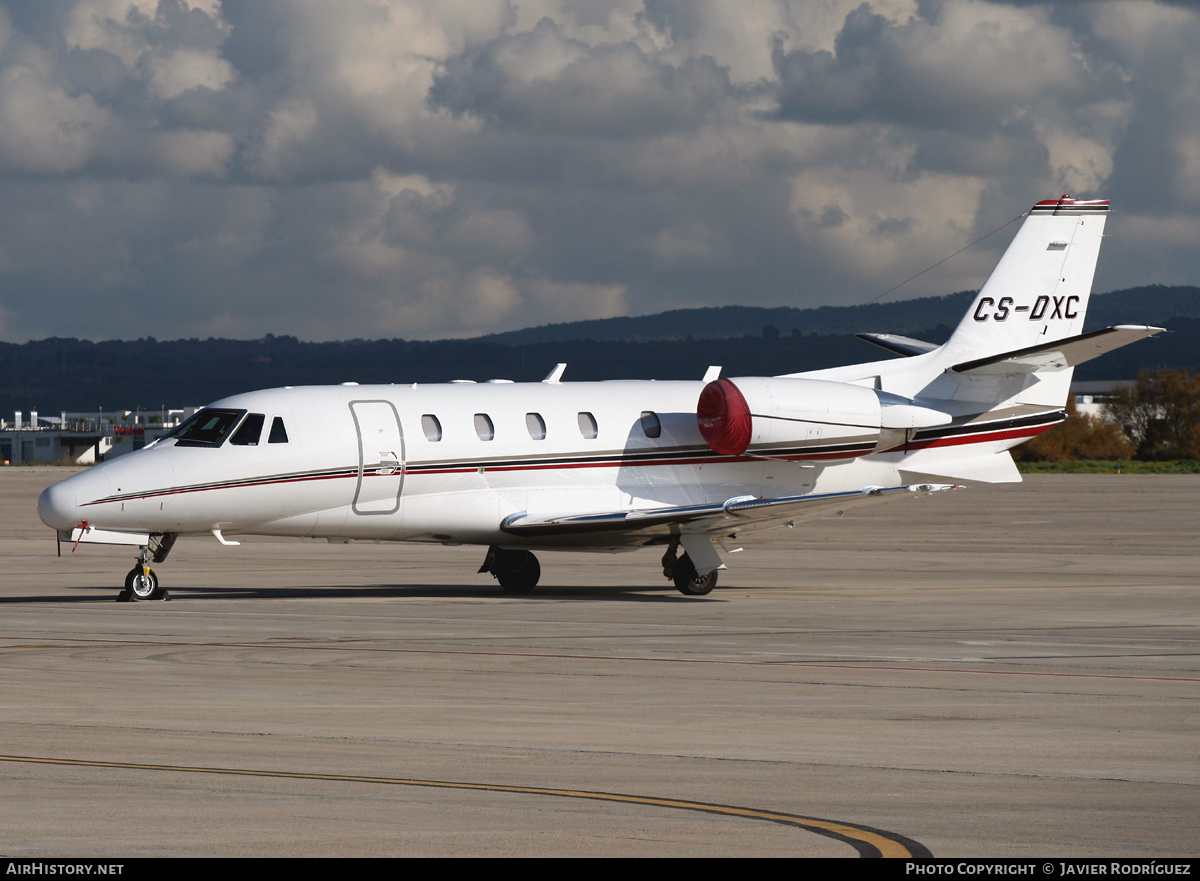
696, 378, 752, 456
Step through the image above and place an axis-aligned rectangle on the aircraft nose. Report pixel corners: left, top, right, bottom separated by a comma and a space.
38, 480, 80, 531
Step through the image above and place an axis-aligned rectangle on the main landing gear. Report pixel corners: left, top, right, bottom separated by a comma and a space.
478, 546, 541, 594
117, 534, 175, 602
478, 541, 719, 597
661, 541, 718, 596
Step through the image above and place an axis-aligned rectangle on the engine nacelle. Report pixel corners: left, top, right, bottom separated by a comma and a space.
697, 377, 951, 458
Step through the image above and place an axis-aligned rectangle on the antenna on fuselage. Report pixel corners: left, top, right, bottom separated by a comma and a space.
542, 363, 567, 383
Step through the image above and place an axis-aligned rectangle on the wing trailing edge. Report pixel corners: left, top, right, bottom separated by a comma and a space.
501, 483, 959, 542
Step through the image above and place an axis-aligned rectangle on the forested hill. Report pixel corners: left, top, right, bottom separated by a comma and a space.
1, 285, 1196, 414
478, 285, 1200, 344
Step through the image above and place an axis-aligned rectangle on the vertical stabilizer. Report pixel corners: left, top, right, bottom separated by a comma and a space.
940, 196, 1108, 365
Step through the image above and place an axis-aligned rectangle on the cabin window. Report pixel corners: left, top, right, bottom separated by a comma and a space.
422, 414, 442, 442
170, 408, 245, 447
526, 412, 546, 440
268, 416, 289, 444
230, 413, 265, 446
474, 413, 495, 441
640, 411, 661, 438
577, 411, 598, 439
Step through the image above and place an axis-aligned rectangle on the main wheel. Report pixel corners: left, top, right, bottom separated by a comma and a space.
496, 550, 540, 594
672, 554, 717, 596
124, 566, 161, 601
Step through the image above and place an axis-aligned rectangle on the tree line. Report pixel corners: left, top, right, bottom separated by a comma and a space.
1015, 369, 1200, 462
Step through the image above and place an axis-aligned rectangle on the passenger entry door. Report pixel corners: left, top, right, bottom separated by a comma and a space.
350, 400, 405, 515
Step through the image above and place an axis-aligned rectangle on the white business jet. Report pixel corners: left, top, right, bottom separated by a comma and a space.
38, 196, 1161, 600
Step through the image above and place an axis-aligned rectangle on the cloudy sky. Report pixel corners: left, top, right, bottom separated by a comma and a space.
0, 0, 1197, 342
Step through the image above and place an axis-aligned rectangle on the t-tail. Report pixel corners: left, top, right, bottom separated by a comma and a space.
943, 196, 1108, 362
925, 196, 1160, 409
792, 195, 1163, 483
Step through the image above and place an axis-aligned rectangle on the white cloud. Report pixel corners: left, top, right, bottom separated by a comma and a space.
145, 46, 235, 99
0, 62, 110, 173
0, 1, 1197, 343
251, 97, 319, 179
64, 0, 163, 65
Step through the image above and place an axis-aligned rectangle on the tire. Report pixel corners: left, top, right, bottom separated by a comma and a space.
496, 550, 540, 594
124, 566, 161, 601
673, 554, 717, 596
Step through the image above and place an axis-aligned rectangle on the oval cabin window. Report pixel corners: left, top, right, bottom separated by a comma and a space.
474, 413, 495, 441
577, 411, 598, 439
526, 412, 546, 440
640, 411, 661, 438
422, 414, 442, 441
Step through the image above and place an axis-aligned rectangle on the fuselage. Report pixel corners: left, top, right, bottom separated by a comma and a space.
37, 377, 942, 550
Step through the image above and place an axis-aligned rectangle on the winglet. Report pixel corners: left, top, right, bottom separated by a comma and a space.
702, 365, 722, 382
543, 363, 567, 383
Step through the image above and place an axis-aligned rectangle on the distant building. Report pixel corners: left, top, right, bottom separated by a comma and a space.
1, 407, 199, 465
1071, 381, 1134, 419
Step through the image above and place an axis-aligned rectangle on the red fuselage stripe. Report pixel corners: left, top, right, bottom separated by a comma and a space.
80, 422, 1050, 506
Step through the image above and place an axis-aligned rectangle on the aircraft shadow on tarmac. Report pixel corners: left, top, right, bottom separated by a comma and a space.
3, 582, 724, 603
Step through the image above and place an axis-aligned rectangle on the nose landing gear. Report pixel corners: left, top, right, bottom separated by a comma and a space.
118, 538, 174, 602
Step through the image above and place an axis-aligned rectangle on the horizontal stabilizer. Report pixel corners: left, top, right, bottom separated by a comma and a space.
502, 484, 959, 541
952, 325, 1164, 376
899, 452, 1021, 484
856, 333, 940, 358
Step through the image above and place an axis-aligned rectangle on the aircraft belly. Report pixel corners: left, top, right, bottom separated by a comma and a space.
389, 490, 505, 543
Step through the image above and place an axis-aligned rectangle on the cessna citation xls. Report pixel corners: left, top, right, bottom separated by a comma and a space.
39, 196, 1162, 600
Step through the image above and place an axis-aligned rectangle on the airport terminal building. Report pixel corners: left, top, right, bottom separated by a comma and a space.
1, 408, 198, 465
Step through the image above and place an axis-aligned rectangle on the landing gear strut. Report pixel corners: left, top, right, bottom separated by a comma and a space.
479, 546, 541, 594
118, 538, 173, 602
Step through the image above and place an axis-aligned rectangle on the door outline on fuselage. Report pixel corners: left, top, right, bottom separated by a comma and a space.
349, 400, 405, 515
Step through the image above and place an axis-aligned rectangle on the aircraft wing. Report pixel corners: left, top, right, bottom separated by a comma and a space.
500, 483, 959, 542
951, 325, 1165, 375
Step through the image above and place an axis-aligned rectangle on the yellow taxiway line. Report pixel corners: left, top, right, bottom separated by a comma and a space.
0, 753, 930, 858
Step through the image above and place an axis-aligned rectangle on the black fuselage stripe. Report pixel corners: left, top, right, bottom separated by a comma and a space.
84, 411, 1062, 505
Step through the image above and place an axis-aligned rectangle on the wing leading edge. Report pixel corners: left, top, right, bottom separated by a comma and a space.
951, 324, 1164, 375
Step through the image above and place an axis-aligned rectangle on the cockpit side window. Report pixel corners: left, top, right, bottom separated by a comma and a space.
268, 416, 289, 444
170, 409, 245, 447
230, 413, 265, 446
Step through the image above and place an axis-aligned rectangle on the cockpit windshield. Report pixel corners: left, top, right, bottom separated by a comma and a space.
169, 409, 246, 447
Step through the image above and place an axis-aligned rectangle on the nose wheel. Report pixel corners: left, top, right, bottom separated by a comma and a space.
119, 549, 169, 602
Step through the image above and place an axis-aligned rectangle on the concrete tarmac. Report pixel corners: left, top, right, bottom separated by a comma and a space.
1, 468, 1196, 857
